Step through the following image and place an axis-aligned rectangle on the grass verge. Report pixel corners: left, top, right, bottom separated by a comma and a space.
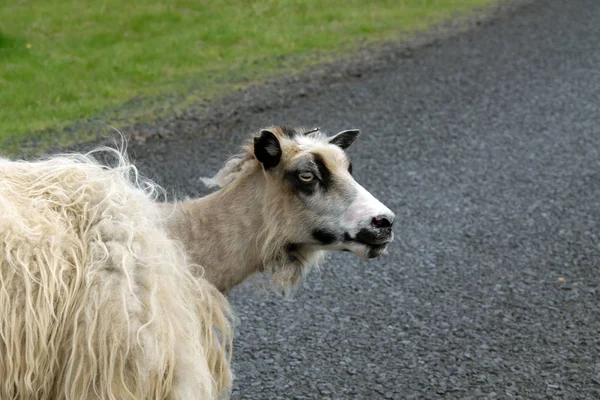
0, 0, 495, 152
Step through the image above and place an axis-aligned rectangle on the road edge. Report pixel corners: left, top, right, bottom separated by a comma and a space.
9, 0, 536, 157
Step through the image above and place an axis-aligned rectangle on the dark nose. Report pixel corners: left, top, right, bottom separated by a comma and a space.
355, 213, 395, 245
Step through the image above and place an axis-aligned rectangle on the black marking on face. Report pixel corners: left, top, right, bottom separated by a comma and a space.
313, 154, 332, 191
348, 161, 353, 175
287, 251, 299, 263
355, 227, 392, 246
286, 243, 299, 253
285, 243, 305, 263
355, 228, 380, 245
254, 130, 282, 170
280, 125, 298, 138
312, 229, 338, 245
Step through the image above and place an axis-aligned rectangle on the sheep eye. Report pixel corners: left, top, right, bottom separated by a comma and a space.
298, 172, 314, 182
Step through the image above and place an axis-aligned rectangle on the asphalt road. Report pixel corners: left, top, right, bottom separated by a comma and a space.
129, 0, 600, 398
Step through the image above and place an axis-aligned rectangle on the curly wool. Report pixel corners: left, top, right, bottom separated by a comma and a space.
0, 148, 232, 400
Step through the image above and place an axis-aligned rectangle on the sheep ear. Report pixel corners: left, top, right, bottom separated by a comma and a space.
329, 129, 360, 150
254, 130, 282, 170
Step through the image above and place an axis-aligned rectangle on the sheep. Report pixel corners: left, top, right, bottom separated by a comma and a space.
0, 125, 394, 399
162, 125, 395, 294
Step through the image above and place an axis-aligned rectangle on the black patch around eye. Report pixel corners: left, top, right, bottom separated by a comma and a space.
313, 154, 332, 191
284, 170, 317, 195
312, 229, 338, 245
348, 162, 353, 175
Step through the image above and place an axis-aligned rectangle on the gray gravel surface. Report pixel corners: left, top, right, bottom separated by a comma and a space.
126, 0, 600, 398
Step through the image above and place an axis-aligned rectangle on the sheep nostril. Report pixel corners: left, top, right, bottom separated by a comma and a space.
372, 217, 391, 229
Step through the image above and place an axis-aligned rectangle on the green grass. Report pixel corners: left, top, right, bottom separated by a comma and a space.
0, 0, 494, 148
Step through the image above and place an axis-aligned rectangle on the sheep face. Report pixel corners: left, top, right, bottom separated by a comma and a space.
253, 126, 395, 259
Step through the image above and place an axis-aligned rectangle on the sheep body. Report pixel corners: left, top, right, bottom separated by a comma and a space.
0, 149, 232, 400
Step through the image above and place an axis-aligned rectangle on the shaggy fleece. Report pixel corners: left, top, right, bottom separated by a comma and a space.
0, 148, 232, 400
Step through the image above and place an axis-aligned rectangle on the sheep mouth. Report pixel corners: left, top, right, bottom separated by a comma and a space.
342, 232, 393, 258
364, 242, 390, 258
343, 232, 393, 247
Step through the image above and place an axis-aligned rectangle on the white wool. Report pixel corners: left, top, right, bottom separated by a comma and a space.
0, 147, 232, 399
199, 154, 254, 189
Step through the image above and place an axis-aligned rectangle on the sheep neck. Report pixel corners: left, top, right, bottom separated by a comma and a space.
164, 169, 271, 293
